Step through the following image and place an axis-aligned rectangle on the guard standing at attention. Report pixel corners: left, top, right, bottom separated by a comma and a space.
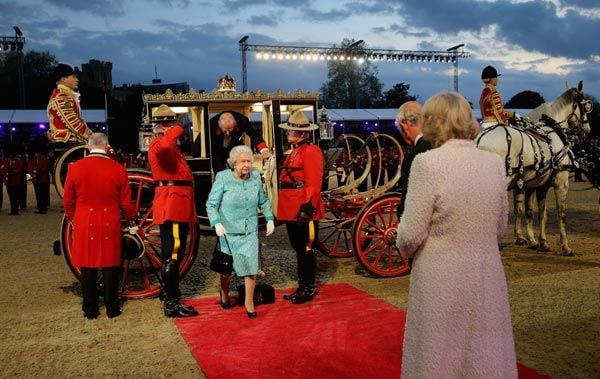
148, 104, 199, 318
277, 111, 325, 304
28, 146, 52, 214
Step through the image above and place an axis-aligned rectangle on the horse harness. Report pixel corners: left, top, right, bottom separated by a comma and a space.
477, 118, 574, 190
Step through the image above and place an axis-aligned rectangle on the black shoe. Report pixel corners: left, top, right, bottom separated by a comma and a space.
107, 308, 122, 318
245, 308, 258, 318
84, 310, 99, 319
164, 301, 199, 318
220, 290, 231, 310
283, 287, 302, 301
291, 285, 318, 304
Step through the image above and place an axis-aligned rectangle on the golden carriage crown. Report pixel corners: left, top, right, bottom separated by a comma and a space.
217, 74, 237, 92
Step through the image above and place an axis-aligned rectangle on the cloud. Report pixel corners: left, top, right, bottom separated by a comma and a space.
43, 0, 126, 17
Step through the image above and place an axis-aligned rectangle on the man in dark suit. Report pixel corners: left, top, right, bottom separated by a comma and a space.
209, 111, 270, 173
396, 101, 432, 219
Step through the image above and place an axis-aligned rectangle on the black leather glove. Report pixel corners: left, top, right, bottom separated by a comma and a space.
296, 201, 315, 222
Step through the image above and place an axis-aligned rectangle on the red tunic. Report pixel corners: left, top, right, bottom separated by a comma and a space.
479, 84, 508, 124
47, 84, 93, 143
62, 153, 135, 267
1, 157, 26, 187
27, 155, 52, 185
277, 143, 325, 221
148, 125, 197, 224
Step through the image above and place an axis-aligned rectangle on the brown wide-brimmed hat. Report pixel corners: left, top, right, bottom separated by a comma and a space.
151, 104, 177, 123
278, 111, 318, 131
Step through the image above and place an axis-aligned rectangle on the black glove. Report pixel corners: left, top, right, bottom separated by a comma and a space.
296, 201, 315, 222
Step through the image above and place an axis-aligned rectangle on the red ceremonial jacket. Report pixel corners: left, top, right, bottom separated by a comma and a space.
27, 155, 52, 185
148, 125, 196, 224
479, 84, 508, 124
277, 142, 325, 221
47, 84, 93, 143
1, 156, 26, 187
62, 153, 135, 268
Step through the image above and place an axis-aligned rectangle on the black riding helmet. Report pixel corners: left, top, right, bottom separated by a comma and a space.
481, 65, 501, 79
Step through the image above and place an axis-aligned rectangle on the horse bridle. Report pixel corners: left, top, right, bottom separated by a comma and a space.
565, 95, 592, 137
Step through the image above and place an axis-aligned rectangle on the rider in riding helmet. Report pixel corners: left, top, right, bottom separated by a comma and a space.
479, 65, 515, 128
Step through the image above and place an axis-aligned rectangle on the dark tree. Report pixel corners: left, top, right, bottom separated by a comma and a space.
377, 82, 418, 108
0, 51, 58, 108
319, 39, 383, 108
505, 90, 545, 109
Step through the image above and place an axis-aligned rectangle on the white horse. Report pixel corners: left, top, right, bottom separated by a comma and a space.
477, 81, 591, 256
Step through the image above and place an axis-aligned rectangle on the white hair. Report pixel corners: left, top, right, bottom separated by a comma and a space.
226, 145, 253, 168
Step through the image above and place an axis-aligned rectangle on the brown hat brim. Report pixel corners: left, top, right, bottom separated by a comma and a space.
278, 122, 319, 131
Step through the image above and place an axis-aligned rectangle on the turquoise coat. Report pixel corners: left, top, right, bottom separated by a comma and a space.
206, 168, 274, 234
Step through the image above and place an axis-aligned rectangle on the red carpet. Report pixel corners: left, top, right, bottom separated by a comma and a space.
175, 283, 551, 379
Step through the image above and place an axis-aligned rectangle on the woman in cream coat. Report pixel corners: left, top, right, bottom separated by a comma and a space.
396, 92, 517, 379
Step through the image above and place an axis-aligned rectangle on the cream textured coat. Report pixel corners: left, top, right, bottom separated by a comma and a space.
396, 139, 517, 379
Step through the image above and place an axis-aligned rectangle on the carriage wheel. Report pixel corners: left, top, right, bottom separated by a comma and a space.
60, 170, 200, 300
315, 211, 355, 258
53, 144, 87, 198
352, 193, 410, 277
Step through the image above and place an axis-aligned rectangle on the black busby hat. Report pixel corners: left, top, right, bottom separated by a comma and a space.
481, 65, 501, 80
53, 63, 77, 82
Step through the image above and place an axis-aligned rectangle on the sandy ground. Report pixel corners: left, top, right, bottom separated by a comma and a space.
0, 180, 598, 378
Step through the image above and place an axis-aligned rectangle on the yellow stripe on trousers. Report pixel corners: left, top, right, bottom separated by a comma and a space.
171, 223, 180, 260
306, 220, 315, 252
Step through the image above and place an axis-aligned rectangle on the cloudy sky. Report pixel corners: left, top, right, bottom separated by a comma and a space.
2, 0, 599, 106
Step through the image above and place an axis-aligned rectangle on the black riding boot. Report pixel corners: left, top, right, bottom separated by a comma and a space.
283, 279, 304, 301
162, 259, 198, 318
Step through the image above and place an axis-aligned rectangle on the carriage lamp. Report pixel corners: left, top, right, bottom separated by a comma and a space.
318, 106, 334, 140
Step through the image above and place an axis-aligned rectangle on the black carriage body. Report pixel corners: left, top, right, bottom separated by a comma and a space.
142, 89, 319, 231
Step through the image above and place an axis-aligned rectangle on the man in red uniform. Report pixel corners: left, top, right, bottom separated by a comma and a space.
479, 65, 514, 128
148, 104, 199, 318
1, 148, 26, 215
28, 147, 52, 214
62, 133, 135, 319
47, 63, 93, 143
277, 111, 325, 304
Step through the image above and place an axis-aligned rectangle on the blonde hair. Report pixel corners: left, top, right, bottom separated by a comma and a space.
226, 145, 253, 168
421, 92, 479, 148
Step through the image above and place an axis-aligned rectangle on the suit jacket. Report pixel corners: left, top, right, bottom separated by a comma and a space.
209, 111, 267, 173
62, 153, 135, 267
397, 137, 432, 218
277, 142, 325, 221
148, 124, 197, 224
47, 84, 92, 143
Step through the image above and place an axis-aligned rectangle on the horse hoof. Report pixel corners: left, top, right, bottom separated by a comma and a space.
538, 244, 551, 252
515, 238, 527, 246
562, 251, 574, 257
528, 243, 539, 250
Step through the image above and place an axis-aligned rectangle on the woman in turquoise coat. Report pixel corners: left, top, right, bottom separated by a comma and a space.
206, 145, 275, 318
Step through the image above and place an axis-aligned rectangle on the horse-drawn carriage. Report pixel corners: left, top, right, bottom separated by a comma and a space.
54, 81, 410, 300
54, 78, 595, 299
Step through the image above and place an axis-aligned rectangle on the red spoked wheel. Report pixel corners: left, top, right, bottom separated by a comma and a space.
53, 144, 87, 198
61, 169, 200, 300
316, 195, 366, 258
352, 193, 410, 277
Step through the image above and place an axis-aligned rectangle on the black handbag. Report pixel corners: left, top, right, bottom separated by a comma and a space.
237, 283, 276, 305
209, 236, 233, 275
